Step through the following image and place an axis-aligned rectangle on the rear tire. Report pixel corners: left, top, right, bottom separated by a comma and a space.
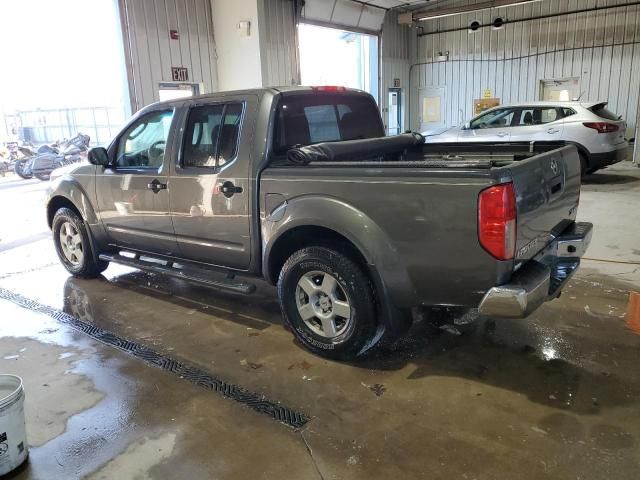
34, 172, 50, 181
52, 208, 108, 278
579, 152, 590, 177
277, 246, 378, 360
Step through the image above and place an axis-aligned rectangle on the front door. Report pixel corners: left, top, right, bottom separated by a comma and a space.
168, 96, 255, 270
459, 107, 515, 142
96, 109, 178, 255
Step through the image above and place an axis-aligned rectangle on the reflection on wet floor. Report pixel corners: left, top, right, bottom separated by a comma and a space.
2, 241, 640, 478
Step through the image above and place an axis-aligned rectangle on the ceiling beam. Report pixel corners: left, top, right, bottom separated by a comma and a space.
410, 0, 543, 22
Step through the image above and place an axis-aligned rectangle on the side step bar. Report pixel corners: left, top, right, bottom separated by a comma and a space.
99, 252, 256, 295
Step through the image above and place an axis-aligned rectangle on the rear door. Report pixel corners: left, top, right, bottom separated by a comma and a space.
168, 95, 256, 270
508, 106, 564, 143
458, 108, 515, 142
96, 109, 178, 255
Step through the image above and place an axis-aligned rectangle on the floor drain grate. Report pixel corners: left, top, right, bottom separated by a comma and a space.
0, 287, 309, 429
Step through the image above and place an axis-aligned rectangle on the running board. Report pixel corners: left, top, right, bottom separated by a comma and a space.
99, 252, 256, 294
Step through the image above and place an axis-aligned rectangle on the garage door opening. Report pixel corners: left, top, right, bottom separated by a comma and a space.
298, 23, 378, 102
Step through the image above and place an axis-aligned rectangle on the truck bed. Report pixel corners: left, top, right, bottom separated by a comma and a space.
261, 141, 581, 308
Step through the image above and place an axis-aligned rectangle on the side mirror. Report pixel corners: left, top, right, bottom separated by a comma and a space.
88, 147, 109, 166
464, 122, 471, 130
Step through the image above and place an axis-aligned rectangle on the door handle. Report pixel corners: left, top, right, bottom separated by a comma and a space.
547, 128, 560, 134
220, 181, 243, 198
147, 179, 167, 193
497, 132, 508, 138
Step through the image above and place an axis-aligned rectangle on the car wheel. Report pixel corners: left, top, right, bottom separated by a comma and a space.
277, 246, 378, 360
579, 152, 590, 177
34, 172, 51, 181
52, 208, 108, 278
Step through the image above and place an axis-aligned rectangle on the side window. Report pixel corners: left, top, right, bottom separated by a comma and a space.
517, 108, 536, 126
117, 110, 174, 169
562, 107, 576, 118
538, 107, 560, 124
470, 109, 515, 129
182, 103, 243, 169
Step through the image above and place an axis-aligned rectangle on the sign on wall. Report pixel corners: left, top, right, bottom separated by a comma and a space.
171, 67, 189, 82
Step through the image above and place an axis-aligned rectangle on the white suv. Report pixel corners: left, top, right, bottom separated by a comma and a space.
424, 102, 628, 174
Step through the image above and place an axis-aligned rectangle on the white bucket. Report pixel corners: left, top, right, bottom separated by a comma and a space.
0, 375, 28, 475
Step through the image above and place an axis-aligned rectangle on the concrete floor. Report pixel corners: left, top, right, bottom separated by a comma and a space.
0, 163, 639, 479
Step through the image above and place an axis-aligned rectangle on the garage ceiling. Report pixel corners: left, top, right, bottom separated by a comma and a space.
300, 0, 432, 33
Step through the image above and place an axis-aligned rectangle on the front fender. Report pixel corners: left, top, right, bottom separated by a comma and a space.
47, 173, 99, 225
262, 195, 415, 307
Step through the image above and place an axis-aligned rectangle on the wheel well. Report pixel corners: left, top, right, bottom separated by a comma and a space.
47, 196, 82, 228
267, 226, 370, 285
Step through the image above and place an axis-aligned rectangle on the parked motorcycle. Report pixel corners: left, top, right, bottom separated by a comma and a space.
25, 134, 91, 181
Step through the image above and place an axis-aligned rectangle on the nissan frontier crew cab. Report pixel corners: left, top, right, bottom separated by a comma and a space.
46, 86, 592, 359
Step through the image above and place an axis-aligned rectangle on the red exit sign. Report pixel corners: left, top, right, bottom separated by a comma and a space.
171, 67, 189, 82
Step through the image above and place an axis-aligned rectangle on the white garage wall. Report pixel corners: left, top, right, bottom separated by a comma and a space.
410, 0, 640, 135
211, 0, 265, 90
381, 10, 414, 133
257, 0, 300, 86
119, 0, 218, 111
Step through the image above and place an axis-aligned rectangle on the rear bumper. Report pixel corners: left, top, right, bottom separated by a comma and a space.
588, 145, 627, 169
478, 222, 593, 318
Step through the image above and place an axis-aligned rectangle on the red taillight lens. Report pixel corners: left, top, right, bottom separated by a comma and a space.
583, 122, 619, 133
478, 183, 517, 260
312, 86, 346, 93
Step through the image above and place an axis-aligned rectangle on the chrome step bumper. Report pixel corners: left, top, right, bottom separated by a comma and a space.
478, 222, 592, 318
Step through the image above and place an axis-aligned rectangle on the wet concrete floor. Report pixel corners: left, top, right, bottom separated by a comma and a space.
0, 164, 639, 479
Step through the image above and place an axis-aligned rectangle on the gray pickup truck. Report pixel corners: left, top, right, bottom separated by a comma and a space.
46, 86, 592, 359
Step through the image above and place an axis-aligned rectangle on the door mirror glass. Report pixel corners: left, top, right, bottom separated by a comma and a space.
88, 147, 109, 166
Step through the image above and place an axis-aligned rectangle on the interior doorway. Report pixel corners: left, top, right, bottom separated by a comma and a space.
540, 78, 581, 102
158, 82, 201, 102
298, 23, 379, 101
418, 87, 445, 134
388, 88, 402, 135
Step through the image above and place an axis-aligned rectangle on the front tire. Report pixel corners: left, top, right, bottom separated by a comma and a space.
277, 246, 378, 360
52, 208, 108, 277
34, 172, 51, 181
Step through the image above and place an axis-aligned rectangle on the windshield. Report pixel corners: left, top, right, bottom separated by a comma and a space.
273, 94, 384, 155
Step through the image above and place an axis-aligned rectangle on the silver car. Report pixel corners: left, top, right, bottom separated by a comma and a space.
424, 101, 628, 174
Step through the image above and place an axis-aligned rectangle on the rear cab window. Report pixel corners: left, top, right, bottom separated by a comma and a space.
588, 103, 621, 121
273, 93, 384, 155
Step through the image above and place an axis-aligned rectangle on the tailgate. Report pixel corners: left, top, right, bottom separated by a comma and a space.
508, 145, 582, 264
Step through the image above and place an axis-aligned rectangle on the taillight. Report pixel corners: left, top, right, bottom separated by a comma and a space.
312, 86, 346, 93
478, 183, 517, 260
583, 122, 619, 133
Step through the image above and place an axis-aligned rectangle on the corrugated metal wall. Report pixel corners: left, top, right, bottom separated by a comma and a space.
411, 0, 640, 135
120, 0, 218, 111
257, 0, 300, 86
381, 10, 414, 133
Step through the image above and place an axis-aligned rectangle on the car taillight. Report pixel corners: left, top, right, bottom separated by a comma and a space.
311, 86, 346, 93
583, 122, 619, 133
478, 183, 517, 260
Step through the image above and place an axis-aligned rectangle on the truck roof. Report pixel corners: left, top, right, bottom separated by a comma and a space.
148, 86, 371, 109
